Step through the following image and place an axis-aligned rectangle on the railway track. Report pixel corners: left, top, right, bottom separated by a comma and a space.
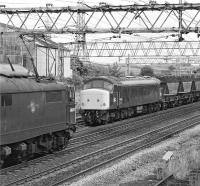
75, 101, 200, 134
1, 102, 200, 186
75, 115, 85, 127
51, 114, 200, 186
1, 102, 197, 175
71, 102, 200, 146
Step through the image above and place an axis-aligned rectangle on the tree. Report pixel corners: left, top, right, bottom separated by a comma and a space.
196, 68, 200, 73
130, 71, 135, 76
108, 62, 124, 77
71, 56, 88, 76
140, 65, 154, 76
89, 64, 109, 76
82, 63, 109, 77
76, 61, 88, 76
64, 73, 83, 88
168, 65, 176, 72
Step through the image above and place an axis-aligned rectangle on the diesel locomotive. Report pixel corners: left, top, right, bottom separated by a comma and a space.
80, 76, 200, 125
80, 76, 161, 125
0, 64, 76, 167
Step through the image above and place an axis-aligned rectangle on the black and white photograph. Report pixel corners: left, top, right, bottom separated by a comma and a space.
0, 0, 200, 185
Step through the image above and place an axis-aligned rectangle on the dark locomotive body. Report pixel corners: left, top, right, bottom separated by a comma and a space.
80, 76, 161, 125
116, 77, 160, 109
80, 76, 200, 125
0, 64, 76, 166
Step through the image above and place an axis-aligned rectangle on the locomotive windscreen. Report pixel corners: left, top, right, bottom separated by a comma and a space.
83, 80, 113, 91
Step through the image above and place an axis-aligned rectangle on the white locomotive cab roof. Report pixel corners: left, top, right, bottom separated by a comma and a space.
0, 64, 30, 77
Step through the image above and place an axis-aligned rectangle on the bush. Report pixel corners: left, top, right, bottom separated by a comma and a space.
140, 66, 154, 76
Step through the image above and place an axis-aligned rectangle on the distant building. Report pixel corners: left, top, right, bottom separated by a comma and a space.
36, 47, 72, 78
0, 23, 72, 78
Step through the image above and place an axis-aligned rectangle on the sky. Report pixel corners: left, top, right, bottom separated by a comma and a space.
1, 0, 198, 40
0, 0, 199, 8
0, 0, 200, 64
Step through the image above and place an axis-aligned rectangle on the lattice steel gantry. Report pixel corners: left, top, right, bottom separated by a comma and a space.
0, 3, 200, 34
1, 2, 200, 77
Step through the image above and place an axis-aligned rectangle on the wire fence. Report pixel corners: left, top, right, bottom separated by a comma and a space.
165, 171, 200, 186
189, 170, 200, 186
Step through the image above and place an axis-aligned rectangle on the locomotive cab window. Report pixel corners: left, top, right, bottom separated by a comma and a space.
84, 82, 92, 89
103, 81, 113, 91
46, 91, 62, 103
83, 80, 113, 91
93, 80, 103, 88
1, 94, 12, 106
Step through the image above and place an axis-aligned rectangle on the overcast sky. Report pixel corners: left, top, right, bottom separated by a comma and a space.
1, 0, 199, 64
0, 0, 200, 8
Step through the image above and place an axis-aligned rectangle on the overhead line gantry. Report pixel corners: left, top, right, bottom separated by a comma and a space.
0, 2, 200, 75
0, 3, 200, 34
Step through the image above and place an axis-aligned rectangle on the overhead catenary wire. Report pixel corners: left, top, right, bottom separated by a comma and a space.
1, 1, 199, 49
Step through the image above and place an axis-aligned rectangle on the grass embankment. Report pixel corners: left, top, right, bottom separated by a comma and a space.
166, 130, 200, 180
119, 125, 200, 184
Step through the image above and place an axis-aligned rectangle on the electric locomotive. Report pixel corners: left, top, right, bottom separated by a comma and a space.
0, 64, 76, 167
80, 76, 161, 125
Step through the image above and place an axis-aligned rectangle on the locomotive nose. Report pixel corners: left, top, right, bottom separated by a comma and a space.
80, 89, 110, 110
